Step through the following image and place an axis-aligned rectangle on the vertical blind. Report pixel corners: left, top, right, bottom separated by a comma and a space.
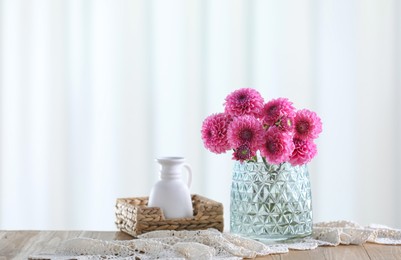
0, 0, 400, 230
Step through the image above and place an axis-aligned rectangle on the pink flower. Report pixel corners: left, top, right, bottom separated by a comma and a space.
201, 113, 232, 154
232, 144, 255, 162
260, 127, 295, 164
260, 98, 295, 127
224, 88, 264, 117
227, 115, 264, 149
289, 138, 317, 166
274, 115, 295, 133
294, 109, 322, 140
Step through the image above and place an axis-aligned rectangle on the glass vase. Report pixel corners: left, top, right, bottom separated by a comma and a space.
230, 161, 313, 242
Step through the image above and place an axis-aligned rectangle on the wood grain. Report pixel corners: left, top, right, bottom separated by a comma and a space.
0, 231, 132, 259
256, 245, 370, 260
1, 231, 400, 260
364, 243, 401, 260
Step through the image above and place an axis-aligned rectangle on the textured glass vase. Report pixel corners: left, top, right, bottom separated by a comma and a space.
230, 161, 313, 242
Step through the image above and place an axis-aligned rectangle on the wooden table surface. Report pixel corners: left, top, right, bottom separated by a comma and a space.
1, 230, 401, 260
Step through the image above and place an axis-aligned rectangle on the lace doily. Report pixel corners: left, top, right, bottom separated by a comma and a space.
31, 221, 401, 260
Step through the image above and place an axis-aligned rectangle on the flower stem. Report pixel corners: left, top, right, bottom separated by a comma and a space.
262, 156, 269, 169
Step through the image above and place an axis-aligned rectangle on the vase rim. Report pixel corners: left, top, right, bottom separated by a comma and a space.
235, 161, 306, 166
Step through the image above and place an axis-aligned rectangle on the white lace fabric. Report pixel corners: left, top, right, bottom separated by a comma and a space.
31, 221, 401, 260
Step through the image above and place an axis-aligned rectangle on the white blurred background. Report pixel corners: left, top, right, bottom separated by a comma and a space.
0, 0, 400, 230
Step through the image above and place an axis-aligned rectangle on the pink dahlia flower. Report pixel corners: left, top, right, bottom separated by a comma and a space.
294, 109, 322, 140
260, 98, 295, 126
260, 126, 295, 165
224, 88, 264, 117
227, 115, 264, 149
232, 144, 255, 162
201, 113, 232, 154
274, 115, 295, 133
289, 138, 317, 166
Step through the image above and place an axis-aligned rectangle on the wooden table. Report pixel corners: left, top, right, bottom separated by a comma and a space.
1, 230, 401, 260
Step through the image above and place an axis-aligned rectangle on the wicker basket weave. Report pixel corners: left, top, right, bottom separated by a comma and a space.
115, 194, 224, 236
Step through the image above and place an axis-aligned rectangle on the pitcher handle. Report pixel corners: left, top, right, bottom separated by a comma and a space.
183, 164, 192, 188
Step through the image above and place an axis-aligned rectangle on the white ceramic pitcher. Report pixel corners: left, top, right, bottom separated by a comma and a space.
148, 157, 193, 219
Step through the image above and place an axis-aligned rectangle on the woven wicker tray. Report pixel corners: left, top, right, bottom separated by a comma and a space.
115, 194, 224, 236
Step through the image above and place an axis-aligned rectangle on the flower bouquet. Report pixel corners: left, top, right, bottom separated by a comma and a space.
201, 88, 322, 165
201, 88, 322, 241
